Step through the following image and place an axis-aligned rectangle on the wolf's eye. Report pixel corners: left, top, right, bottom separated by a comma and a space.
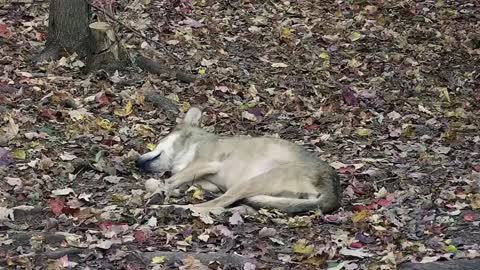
150, 151, 164, 161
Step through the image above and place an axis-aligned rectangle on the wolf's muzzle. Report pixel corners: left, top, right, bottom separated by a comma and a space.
136, 157, 150, 170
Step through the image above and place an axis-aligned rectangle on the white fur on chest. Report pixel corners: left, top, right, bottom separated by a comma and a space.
172, 143, 198, 173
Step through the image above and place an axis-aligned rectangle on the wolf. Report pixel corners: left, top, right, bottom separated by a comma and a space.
136, 107, 342, 215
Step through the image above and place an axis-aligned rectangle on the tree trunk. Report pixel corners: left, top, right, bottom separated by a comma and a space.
35, 0, 93, 62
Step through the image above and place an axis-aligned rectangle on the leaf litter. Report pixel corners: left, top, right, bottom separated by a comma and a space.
0, 0, 479, 269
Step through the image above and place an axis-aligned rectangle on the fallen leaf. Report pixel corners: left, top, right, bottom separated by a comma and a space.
470, 194, 480, 210
352, 209, 369, 223
151, 256, 166, 265
259, 227, 277, 238
104, 176, 122, 184
444, 245, 458, 253
60, 152, 77, 161
349, 32, 364, 42
68, 108, 92, 121
214, 225, 234, 238
0, 23, 12, 39
48, 199, 65, 216
342, 88, 358, 106
463, 212, 476, 222
6, 177, 22, 187
432, 146, 451, 154
3, 115, 19, 141
356, 128, 373, 137
0, 148, 15, 167
52, 188, 75, 196
339, 247, 374, 258
229, 212, 244, 225
243, 262, 256, 270
242, 111, 257, 122
271, 62, 288, 68
292, 239, 314, 255
387, 111, 402, 120
12, 149, 26, 160
114, 100, 133, 117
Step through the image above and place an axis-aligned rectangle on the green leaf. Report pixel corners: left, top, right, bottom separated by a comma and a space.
13, 149, 26, 160
356, 128, 373, 137
151, 256, 166, 264
95, 151, 104, 163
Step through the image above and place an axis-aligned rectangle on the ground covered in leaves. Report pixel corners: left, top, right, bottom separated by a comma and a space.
1, 0, 480, 269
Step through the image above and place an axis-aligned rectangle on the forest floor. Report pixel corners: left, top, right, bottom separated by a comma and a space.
1, 1, 480, 269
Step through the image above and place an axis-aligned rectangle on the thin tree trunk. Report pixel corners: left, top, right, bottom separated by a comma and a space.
35, 0, 93, 62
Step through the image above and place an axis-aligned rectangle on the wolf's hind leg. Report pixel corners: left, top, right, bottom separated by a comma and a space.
193, 165, 319, 209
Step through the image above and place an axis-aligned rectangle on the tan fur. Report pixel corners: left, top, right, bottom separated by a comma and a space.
136, 107, 342, 214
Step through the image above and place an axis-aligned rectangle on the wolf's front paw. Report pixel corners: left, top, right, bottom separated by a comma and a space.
145, 178, 162, 193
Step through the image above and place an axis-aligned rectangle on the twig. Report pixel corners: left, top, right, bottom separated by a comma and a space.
88, 3, 179, 60
374, 176, 399, 184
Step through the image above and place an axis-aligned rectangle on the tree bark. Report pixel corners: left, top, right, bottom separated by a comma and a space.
35, 0, 93, 62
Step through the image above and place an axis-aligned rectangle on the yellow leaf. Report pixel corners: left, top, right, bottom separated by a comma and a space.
166, 93, 179, 103
471, 194, 480, 210
438, 87, 451, 103
185, 235, 193, 244
348, 58, 362, 68
134, 124, 155, 138
147, 143, 157, 151
304, 254, 327, 266
180, 102, 191, 113
114, 100, 133, 117
111, 193, 129, 203
192, 187, 204, 200
135, 93, 145, 105
356, 128, 373, 137
318, 52, 330, 60
281, 26, 292, 39
287, 216, 312, 228
96, 118, 113, 131
444, 245, 457, 253
151, 256, 166, 264
292, 239, 314, 255
198, 68, 206, 75
352, 209, 369, 223
349, 32, 364, 42
13, 149, 26, 160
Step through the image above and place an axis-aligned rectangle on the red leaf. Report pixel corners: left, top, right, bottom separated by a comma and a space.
126, 265, 141, 270
35, 31, 45, 41
48, 199, 65, 216
376, 198, 392, 207
464, 212, 476, 222
39, 107, 54, 119
338, 165, 356, 174
350, 242, 363, 249
0, 23, 12, 39
134, 229, 147, 243
96, 91, 109, 105
99, 221, 114, 231
324, 214, 338, 222
472, 164, 480, 172
304, 124, 319, 131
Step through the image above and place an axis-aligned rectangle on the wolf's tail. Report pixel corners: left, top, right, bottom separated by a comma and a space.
246, 192, 340, 214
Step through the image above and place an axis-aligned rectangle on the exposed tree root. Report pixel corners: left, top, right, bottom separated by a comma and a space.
134, 55, 197, 83
133, 251, 258, 268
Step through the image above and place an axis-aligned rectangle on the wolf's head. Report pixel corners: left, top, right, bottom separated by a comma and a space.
136, 107, 210, 174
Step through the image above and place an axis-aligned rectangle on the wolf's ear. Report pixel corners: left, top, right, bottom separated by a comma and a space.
182, 107, 202, 126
